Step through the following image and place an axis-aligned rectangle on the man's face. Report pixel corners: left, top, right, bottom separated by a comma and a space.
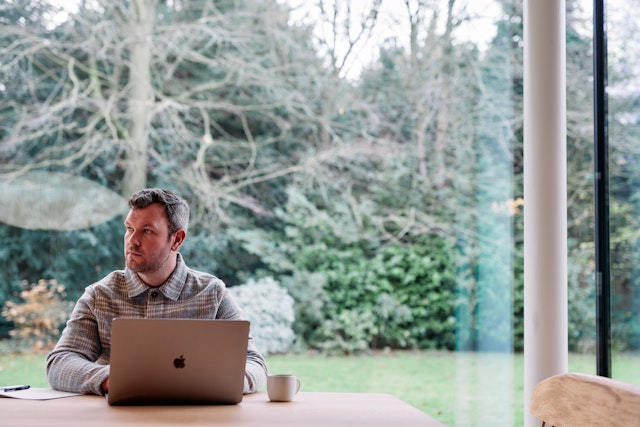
123, 203, 174, 275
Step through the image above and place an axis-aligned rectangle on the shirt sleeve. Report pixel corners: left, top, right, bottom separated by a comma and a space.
243, 346, 269, 393
46, 287, 110, 395
217, 289, 268, 394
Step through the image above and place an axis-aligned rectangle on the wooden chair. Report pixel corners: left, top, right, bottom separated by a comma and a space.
530, 372, 640, 426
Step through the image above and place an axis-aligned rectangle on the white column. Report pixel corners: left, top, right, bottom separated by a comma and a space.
523, 1, 568, 426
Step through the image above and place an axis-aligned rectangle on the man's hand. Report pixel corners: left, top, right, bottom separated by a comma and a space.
101, 378, 109, 394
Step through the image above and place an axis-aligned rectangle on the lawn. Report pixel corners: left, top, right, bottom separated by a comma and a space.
2, 348, 639, 426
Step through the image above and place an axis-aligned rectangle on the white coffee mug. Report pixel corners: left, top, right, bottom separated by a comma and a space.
267, 374, 301, 402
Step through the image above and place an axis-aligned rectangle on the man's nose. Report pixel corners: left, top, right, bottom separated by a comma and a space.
126, 231, 141, 246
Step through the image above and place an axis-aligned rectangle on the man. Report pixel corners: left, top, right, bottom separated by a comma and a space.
46, 188, 267, 395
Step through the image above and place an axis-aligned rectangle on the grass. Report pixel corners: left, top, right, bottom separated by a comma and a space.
0, 352, 49, 387
2, 347, 640, 426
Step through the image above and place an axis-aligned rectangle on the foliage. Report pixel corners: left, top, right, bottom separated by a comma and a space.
0, 218, 124, 310
313, 244, 457, 352
238, 187, 458, 353
1, 279, 74, 353
228, 277, 296, 354
313, 308, 377, 354
312, 293, 414, 355
0, 0, 639, 356
567, 246, 597, 352
279, 270, 329, 348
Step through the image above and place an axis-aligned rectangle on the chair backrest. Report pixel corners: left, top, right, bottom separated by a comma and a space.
530, 372, 640, 426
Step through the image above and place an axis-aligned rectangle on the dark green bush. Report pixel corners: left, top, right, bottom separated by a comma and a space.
299, 241, 457, 353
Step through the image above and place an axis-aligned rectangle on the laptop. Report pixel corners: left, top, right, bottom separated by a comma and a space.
107, 318, 249, 406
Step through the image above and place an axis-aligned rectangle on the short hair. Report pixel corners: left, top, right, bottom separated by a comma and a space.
128, 188, 190, 235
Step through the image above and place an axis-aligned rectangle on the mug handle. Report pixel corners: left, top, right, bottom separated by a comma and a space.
295, 378, 301, 394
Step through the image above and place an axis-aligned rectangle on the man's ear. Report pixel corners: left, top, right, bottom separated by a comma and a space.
171, 229, 186, 251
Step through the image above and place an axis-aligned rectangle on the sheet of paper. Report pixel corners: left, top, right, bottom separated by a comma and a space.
0, 387, 81, 400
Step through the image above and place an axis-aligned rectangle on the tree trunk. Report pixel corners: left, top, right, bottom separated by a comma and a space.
122, 0, 157, 197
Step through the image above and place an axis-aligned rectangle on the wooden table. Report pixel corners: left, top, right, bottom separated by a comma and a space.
1, 391, 446, 426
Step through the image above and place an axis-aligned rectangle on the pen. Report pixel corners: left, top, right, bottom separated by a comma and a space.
2, 385, 30, 392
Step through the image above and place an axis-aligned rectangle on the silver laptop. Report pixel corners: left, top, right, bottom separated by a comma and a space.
107, 318, 249, 406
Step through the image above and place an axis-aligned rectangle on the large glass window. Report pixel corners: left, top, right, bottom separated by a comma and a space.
1, 1, 638, 426
603, 0, 640, 383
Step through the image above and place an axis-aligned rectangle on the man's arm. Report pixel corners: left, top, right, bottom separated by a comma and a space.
216, 290, 268, 393
243, 340, 268, 393
46, 290, 110, 395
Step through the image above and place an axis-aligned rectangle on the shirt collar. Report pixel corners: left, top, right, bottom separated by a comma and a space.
125, 253, 187, 301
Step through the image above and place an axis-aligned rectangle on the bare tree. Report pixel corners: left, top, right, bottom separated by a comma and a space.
0, 0, 334, 229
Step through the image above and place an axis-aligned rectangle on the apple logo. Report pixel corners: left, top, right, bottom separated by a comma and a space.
173, 355, 186, 369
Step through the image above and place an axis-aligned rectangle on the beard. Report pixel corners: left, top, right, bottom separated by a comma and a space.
125, 248, 173, 275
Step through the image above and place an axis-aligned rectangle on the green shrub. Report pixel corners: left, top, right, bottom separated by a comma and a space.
302, 242, 457, 352
280, 270, 329, 349
313, 308, 377, 354
311, 293, 414, 355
